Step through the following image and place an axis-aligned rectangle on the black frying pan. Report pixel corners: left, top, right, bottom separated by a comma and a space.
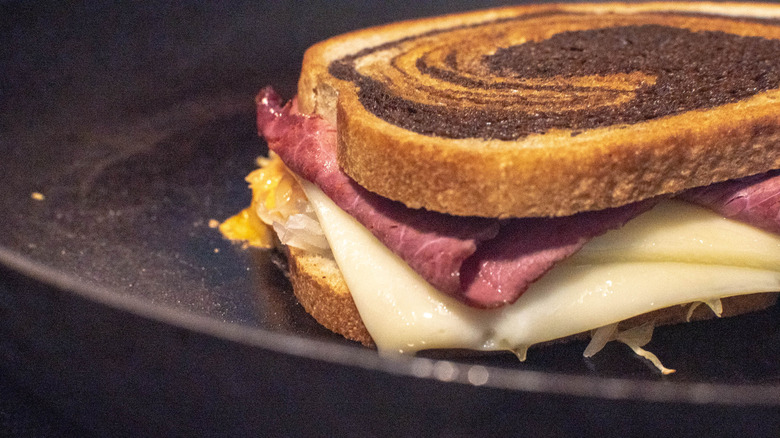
1, 1, 778, 435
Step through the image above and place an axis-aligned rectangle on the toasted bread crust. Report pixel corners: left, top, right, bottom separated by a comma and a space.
286, 246, 778, 349
287, 247, 373, 346
298, 2, 780, 218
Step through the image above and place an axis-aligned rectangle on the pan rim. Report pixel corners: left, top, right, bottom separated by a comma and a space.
1, 245, 778, 407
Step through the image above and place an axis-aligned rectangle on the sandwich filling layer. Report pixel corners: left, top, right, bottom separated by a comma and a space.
302, 182, 780, 355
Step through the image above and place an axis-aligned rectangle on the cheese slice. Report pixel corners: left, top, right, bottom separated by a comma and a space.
302, 182, 780, 355
573, 200, 780, 270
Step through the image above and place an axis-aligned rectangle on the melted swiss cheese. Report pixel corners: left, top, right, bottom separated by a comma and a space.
302, 182, 780, 355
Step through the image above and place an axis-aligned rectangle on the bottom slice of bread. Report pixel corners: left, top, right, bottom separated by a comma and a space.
287, 247, 374, 346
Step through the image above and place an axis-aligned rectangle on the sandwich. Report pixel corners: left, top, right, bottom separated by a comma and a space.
221, 2, 780, 373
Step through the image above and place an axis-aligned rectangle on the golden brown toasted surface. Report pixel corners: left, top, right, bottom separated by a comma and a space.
298, 2, 780, 217
287, 247, 373, 346
285, 246, 778, 349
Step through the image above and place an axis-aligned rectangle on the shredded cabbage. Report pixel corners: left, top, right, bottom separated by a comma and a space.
248, 153, 330, 255
583, 323, 618, 358
584, 322, 676, 374
686, 298, 724, 321
271, 211, 330, 254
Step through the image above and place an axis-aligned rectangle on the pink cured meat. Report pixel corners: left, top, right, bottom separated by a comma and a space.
255, 88, 661, 308
460, 200, 655, 306
679, 170, 780, 235
256, 88, 499, 298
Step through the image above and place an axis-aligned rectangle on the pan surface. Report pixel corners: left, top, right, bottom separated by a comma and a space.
1, 1, 779, 435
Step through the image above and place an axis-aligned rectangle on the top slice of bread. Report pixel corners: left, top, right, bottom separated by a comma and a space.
297, 2, 780, 218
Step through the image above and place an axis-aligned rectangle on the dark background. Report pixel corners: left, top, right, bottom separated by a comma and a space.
1, 1, 779, 436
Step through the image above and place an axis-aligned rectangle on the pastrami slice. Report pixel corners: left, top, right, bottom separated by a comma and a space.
680, 170, 780, 235
460, 200, 658, 308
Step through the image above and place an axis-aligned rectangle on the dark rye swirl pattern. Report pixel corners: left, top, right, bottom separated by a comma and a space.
329, 10, 780, 140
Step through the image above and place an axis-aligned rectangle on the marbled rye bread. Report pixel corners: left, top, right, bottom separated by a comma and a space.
298, 2, 780, 218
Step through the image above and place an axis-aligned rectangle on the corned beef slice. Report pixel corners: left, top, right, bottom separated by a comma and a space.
255, 88, 777, 308
680, 170, 780, 235
459, 200, 655, 306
